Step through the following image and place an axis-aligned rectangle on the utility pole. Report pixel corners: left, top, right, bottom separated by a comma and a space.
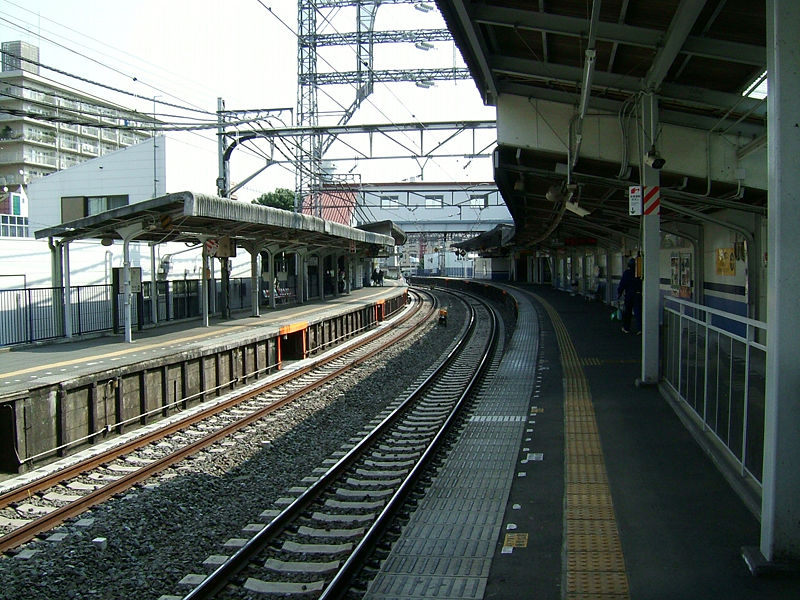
217, 97, 228, 198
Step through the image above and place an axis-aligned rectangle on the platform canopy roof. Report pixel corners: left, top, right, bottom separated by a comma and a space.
35, 191, 396, 255
437, 0, 768, 251
453, 224, 515, 256
356, 220, 408, 246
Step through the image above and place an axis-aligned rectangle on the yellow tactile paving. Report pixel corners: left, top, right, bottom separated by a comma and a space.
529, 292, 631, 600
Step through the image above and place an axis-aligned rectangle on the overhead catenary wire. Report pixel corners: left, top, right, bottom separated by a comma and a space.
0, 16, 208, 114
5, 1, 495, 214
254, 0, 488, 188
0, 48, 215, 117
0, 0, 225, 109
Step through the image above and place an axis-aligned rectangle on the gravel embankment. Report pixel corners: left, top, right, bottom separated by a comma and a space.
0, 293, 467, 600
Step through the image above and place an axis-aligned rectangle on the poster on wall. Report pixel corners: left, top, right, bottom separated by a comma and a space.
716, 247, 736, 276
671, 253, 693, 298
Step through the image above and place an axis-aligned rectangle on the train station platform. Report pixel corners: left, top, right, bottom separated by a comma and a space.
0, 284, 405, 395
0, 283, 407, 475
364, 282, 800, 600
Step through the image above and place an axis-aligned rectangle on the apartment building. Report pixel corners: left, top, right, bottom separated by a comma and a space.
0, 41, 152, 237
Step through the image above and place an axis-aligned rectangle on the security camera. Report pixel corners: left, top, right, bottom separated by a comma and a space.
644, 149, 666, 170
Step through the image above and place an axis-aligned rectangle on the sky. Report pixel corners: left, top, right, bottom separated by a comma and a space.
2, 0, 497, 200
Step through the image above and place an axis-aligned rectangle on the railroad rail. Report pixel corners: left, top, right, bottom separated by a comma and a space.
0, 290, 435, 554
179, 291, 498, 599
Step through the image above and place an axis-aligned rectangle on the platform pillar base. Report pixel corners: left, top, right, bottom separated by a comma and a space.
742, 546, 800, 576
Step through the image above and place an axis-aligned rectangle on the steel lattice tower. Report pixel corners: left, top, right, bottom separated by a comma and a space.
295, 0, 470, 216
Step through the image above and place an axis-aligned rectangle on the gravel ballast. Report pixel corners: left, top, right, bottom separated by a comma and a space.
0, 292, 470, 600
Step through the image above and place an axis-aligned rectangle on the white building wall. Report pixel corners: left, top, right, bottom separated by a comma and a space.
15, 135, 247, 288
28, 136, 167, 231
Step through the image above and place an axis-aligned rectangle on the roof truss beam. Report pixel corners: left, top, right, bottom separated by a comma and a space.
471, 5, 765, 67
491, 55, 766, 119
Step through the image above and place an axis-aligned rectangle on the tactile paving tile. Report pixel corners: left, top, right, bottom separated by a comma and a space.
531, 292, 631, 600
566, 570, 630, 596
567, 551, 627, 571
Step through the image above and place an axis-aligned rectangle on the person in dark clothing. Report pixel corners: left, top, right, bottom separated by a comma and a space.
617, 257, 642, 333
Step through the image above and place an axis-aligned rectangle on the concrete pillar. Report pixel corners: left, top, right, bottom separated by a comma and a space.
639, 92, 661, 385
754, 0, 800, 567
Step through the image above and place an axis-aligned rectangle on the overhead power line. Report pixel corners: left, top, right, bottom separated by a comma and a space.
0, 48, 214, 116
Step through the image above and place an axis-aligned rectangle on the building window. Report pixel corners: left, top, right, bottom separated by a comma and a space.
61, 195, 129, 221
120, 132, 138, 145
60, 134, 80, 152
59, 97, 79, 110
86, 195, 128, 216
380, 195, 400, 209
23, 147, 57, 167
469, 194, 489, 208
0, 215, 30, 238
81, 140, 99, 155
425, 194, 443, 208
24, 125, 57, 145
60, 155, 81, 169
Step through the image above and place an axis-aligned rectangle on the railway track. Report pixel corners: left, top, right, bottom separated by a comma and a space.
177, 292, 498, 599
0, 290, 436, 555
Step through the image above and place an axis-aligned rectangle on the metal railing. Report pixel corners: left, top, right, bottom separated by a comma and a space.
662, 297, 766, 488
0, 278, 274, 347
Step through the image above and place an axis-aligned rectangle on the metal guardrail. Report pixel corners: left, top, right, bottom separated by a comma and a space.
0, 278, 266, 347
662, 296, 766, 488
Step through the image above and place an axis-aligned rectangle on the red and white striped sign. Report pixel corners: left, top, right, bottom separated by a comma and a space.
643, 185, 660, 215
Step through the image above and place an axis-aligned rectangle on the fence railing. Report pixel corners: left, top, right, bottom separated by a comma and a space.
662, 296, 766, 489
0, 277, 269, 347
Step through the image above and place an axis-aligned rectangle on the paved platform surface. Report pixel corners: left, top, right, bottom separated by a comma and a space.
0, 284, 405, 395
366, 283, 800, 600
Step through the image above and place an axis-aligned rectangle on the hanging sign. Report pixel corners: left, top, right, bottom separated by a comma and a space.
629, 186, 642, 215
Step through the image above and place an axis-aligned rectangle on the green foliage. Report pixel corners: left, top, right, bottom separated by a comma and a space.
252, 188, 295, 211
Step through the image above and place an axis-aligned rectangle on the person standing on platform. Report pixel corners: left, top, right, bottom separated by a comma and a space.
617, 257, 641, 334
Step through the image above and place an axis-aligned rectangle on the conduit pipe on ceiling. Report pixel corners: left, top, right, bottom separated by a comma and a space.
659, 199, 754, 243
571, 0, 602, 170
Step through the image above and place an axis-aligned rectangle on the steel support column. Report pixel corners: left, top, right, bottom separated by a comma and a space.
639, 92, 660, 384
200, 240, 210, 328
63, 242, 72, 339
755, 0, 800, 568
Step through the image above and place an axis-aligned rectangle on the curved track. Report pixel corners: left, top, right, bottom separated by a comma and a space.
179, 291, 498, 599
0, 290, 436, 555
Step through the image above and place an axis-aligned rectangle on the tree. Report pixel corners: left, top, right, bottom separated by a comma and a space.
252, 188, 295, 211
